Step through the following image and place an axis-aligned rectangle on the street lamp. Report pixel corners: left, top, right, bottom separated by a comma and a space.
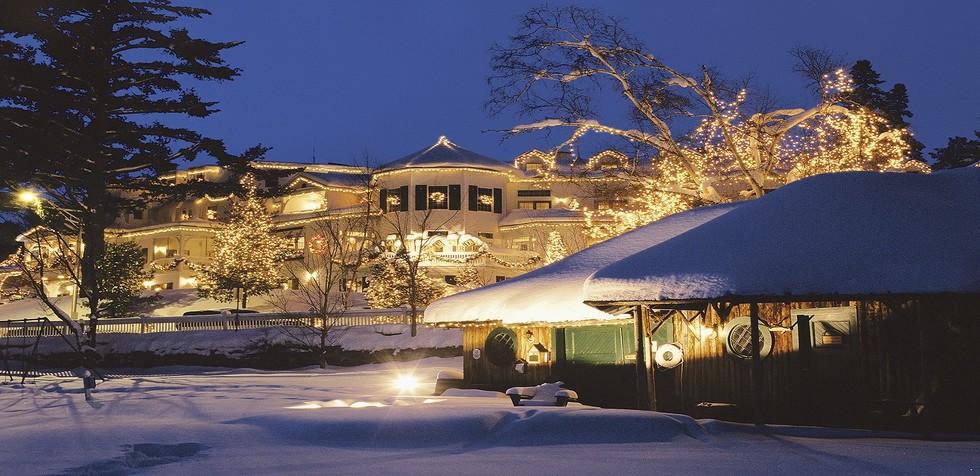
15, 189, 83, 320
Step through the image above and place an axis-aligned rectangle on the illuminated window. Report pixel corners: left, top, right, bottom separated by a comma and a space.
428, 186, 449, 209
518, 201, 551, 210
206, 207, 218, 220
477, 189, 493, 212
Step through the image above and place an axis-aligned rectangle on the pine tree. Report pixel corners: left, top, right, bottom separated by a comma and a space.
0, 1, 272, 345
883, 84, 925, 160
364, 258, 446, 309
931, 132, 980, 169
544, 230, 569, 264
90, 242, 156, 318
849, 60, 885, 108
196, 174, 292, 308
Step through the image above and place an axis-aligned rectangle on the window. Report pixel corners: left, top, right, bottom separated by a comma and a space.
477, 188, 493, 212
461, 240, 480, 252
484, 327, 517, 367
495, 275, 506, 283
517, 189, 551, 197
133, 209, 143, 220
206, 207, 218, 220
428, 185, 449, 209
141, 248, 149, 264
525, 163, 542, 172
426, 230, 449, 237
444, 275, 457, 285
381, 186, 409, 212
595, 199, 627, 211
518, 201, 551, 210
179, 209, 192, 220
289, 277, 300, 290
468, 186, 501, 213
163, 282, 174, 290
478, 232, 494, 240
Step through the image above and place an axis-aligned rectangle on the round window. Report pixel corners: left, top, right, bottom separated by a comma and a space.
722, 316, 773, 360
484, 327, 517, 368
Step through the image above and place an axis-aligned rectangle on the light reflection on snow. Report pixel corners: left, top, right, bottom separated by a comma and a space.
285, 396, 446, 410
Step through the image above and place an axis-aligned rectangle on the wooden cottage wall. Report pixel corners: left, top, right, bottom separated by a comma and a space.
462, 323, 554, 390
666, 300, 865, 424
662, 297, 980, 430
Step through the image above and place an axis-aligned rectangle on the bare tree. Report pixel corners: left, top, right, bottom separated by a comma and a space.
274, 212, 379, 368
373, 183, 457, 337
489, 6, 925, 239
790, 46, 846, 98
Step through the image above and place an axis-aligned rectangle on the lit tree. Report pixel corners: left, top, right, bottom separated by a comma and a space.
544, 230, 569, 264
89, 242, 156, 318
196, 174, 292, 309
490, 6, 928, 240
364, 258, 446, 310
453, 264, 485, 292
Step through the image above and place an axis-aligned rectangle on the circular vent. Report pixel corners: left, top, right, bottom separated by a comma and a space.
484, 327, 517, 368
723, 317, 773, 360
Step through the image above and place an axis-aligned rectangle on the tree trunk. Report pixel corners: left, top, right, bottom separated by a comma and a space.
319, 326, 328, 369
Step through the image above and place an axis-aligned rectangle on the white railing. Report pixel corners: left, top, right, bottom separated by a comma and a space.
0, 308, 416, 338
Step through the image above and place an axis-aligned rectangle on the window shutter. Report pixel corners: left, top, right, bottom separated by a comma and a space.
399, 186, 409, 212
468, 185, 478, 211
379, 188, 388, 212
415, 185, 427, 210
449, 184, 461, 210
493, 188, 503, 214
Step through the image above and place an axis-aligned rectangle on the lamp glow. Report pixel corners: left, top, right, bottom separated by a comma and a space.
392, 374, 422, 394
16, 190, 40, 205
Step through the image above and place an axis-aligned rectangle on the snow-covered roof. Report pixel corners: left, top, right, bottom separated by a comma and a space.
294, 171, 370, 189
376, 136, 520, 174
584, 169, 980, 304
498, 208, 586, 227
424, 203, 738, 324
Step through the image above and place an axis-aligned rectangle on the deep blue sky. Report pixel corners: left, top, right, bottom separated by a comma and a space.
179, 0, 979, 166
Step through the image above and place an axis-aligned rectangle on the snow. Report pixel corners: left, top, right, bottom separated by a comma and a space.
498, 207, 587, 226
425, 203, 738, 324
1, 357, 977, 475
585, 169, 980, 302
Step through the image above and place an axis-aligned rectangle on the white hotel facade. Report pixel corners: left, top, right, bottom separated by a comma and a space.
24, 136, 635, 298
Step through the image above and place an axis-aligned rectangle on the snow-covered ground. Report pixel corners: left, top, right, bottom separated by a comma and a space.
1, 357, 976, 475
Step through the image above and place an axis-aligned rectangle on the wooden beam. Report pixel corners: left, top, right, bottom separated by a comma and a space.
634, 305, 655, 411
750, 302, 764, 425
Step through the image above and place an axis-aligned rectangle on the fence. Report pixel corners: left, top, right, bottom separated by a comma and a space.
0, 308, 416, 339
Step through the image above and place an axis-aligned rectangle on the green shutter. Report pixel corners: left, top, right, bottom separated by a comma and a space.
468, 185, 478, 211
415, 185, 427, 210
399, 186, 409, 212
449, 184, 461, 210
